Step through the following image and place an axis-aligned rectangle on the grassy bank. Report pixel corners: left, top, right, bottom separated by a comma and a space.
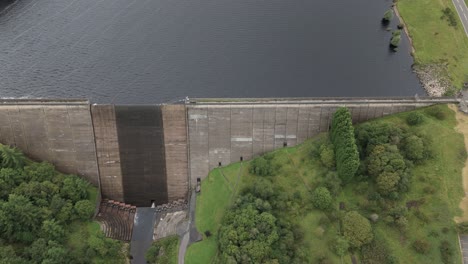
397, 0, 468, 90
186, 105, 465, 263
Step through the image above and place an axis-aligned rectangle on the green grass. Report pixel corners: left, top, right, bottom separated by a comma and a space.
185, 163, 244, 264
398, 0, 468, 88
186, 105, 465, 263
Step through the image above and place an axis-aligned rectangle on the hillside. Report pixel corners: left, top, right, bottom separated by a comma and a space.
185, 104, 466, 263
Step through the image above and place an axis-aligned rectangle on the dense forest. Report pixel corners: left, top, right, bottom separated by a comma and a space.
0, 145, 126, 264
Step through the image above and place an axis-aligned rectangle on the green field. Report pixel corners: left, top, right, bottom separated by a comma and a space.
398, 0, 468, 89
185, 105, 466, 263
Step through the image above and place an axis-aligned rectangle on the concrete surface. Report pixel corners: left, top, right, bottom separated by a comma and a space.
186, 98, 455, 185
460, 235, 468, 263
452, 0, 468, 37
130, 207, 157, 264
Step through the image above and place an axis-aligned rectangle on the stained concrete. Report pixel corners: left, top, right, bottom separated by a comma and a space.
186, 97, 458, 185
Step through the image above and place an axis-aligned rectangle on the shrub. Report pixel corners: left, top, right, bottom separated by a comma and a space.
382, 9, 394, 22
440, 240, 453, 264
343, 211, 373, 248
402, 135, 425, 161
312, 187, 333, 210
361, 239, 394, 264
390, 31, 401, 48
441, 8, 458, 27
376, 171, 400, 195
412, 239, 430, 254
457, 222, 468, 234
249, 157, 273, 176
320, 143, 335, 169
331, 236, 349, 257
406, 112, 424, 126
425, 106, 447, 120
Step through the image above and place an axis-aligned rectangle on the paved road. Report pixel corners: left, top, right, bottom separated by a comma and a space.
453, 0, 468, 36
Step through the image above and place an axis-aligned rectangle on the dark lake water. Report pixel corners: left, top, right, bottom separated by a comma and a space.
0, 0, 424, 104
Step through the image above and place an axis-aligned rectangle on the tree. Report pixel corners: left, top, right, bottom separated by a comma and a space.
24, 238, 48, 263
320, 143, 335, 169
218, 205, 279, 263
40, 220, 65, 242
0, 245, 26, 264
0, 194, 42, 243
312, 187, 333, 210
376, 171, 400, 195
330, 108, 360, 183
0, 145, 26, 170
367, 145, 406, 178
382, 9, 394, 22
342, 211, 373, 248
61, 176, 89, 202
74, 200, 95, 221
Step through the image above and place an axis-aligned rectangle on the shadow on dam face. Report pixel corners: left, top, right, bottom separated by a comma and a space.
115, 105, 168, 206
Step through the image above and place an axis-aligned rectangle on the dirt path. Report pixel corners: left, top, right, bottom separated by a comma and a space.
450, 104, 468, 223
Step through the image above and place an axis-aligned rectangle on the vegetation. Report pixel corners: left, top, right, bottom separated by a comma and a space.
398, 0, 468, 89
146, 236, 179, 264
331, 107, 359, 183
187, 104, 465, 263
383, 9, 394, 22
343, 211, 373, 248
312, 187, 333, 210
0, 144, 126, 264
406, 112, 425, 126
441, 7, 458, 27
390, 30, 402, 50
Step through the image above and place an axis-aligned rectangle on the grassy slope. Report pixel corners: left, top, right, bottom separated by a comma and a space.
185, 163, 244, 264
186, 105, 465, 263
398, 0, 468, 88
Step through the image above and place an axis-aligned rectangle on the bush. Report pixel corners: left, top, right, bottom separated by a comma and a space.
406, 112, 425, 126
390, 30, 401, 48
343, 211, 373, 248
402, 135, 425, 161
440, 240, 454, 264
249, 157, 273, 176
319, 143, 335, 169
457, 222, 468, 234
312, 187, 333, 210
361, 239, 394, 264
441, 7, 458, 27
425, 106, 447, 120
376, 171, 400, 195
331, 236, 349, 257
382, 9, 394, 22
412, 239, 430, 254
145, 236, 179, 264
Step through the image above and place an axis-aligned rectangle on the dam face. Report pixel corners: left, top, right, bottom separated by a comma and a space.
0, 97, 458, 206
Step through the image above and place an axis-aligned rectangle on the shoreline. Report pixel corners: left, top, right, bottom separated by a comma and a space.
394, 4, 452, 97
393, 5, 416, 54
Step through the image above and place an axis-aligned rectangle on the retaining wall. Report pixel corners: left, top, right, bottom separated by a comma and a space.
186, 97, 458, 185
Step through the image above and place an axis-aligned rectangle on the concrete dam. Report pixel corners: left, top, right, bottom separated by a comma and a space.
0, 97, 458, 206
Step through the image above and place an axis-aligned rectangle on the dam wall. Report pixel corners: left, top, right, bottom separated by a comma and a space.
186, 97, 458, 185
0, 97, 459, 206
90, 104, 188, 206
0, 100, 99, 185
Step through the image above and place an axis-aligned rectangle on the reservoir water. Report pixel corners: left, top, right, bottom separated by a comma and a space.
0, 0, 424, 104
